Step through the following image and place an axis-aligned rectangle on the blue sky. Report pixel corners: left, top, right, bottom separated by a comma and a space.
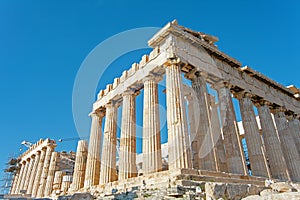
0, 0, 299, 191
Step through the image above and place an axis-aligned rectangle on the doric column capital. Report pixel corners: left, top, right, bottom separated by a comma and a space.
196, 71, 208, 78
47, 144, 56, 151
184, 68, 197, 79
142, 73, 163, 83
232, 91, 245, 100
123, 89, 135, 96
45, 139, 57, 150
211, 80, 232, 90
41, 146, 47, 152
185, 69, 208, 80
123, 88, 140, 97
270, 106, 286, 114
89, 112, 98, 118
233, 91, 254, 100
271, 107, 288, 121
105, 100, 118, 109
89, 110, 105, 118
244, 92, 253, 99
164, 57, 181, 67
253, 99, 270, 107
293, 113, 300, 120
286, 114, 294, 121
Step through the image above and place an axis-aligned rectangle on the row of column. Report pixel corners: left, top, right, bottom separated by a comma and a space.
83, 61, 219, 188
10, 143, 56, 197
84, 74, 165, 188
215, 83, 300, 181
188, 70, 300, 182
234, 91, 300, 181
83, 60, 300, 190
212, 82, 300, 182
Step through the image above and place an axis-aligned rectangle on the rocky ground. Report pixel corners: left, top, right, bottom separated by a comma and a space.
49, 180, 300, 200
242, 182, 300, 200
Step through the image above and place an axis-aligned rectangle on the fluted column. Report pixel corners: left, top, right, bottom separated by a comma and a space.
44, 152, 59, 196
52, 171, 65, 195
214, 82, 247, 175
36, 145, 55, 198
31, 148, 46, 197
191, 72, 216, 171
71, 140, 88, 190
209, 95, 227, 172
238, 93, 269, 177
273, 108, 300, 181
186, 94, 199, 169
14, 161, 25, 194
118, 90, 137, 180
27, 151, 41, 195
84, 111, 103, 188
142, 76, 163, 174
10, 170, 19, 194
288, 115, 300, 155
61, 175, 72, 195
257, 102, 289, 180
165, 60, 192, 170
23, 156, 35, 191
100, 103, 117, 184
18, 159, 29, 192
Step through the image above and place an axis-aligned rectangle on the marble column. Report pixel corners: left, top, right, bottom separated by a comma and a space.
71, 140, 88, 190
44, 152, 59, 197
165, 61, 192, 170
238, 93, 269, 177
209, 95, 227, 173
100, 103, 117, 184
27, 151, 41, 195
214, 82, 247, 175
61, 175, 72, 195
288, 115, 300, 155
186, 93, 199, 169
118, 90, 137, 180
18, 159, 29, 192
191, 72, 216, 171
14, 161, 25, 194
142, 76, 163, 174
10, 170, 19, 194
273, 108, 300, 182
31, 148, 46, 197
37, 145, 55, 198
256, 102, 289, 180
84, 111, 103, 188
23, 156, 35, 191
52, 171, 65, 195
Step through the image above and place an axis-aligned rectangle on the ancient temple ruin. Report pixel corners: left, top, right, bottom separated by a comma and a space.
9, 20, 300, 198
9, 139, 76, 198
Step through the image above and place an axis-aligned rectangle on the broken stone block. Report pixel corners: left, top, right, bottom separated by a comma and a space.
205, 182, 226, 200
225, 184, 249, 200
270, 182, 295, 193
260, 189, 278, 196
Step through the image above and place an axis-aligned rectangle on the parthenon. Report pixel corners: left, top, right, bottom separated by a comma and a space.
8, 20, 300, 199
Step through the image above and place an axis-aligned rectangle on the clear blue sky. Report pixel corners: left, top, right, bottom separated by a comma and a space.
0, 0, 299, 190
